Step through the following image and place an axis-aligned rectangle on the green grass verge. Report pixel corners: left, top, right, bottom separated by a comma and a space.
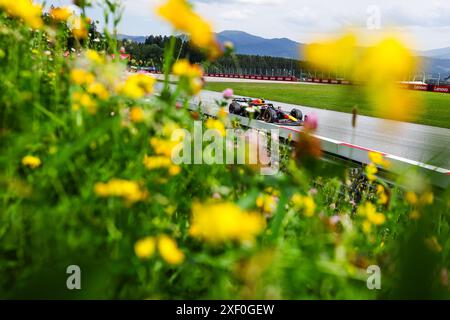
204, 82, 450, 128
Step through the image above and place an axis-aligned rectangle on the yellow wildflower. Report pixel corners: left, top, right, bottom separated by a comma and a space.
305, 33, 357, 73
0, 0, 43, 29
70, 16, 89, 40
120, 74, 155, 99
71, 69, 95, 86
172, 59, 190, 76
359, 37, 419, 122
172, 59, 204, 94
291, 194, 316, 217
368, 151, 382, 164
256, 194, 277, 214
134, 237, 156, 260
366, 152, 390, 181
156, 0, 221, 58
164, 205, 177, 215
205, 118, 226, 137
87, 82, 109, 100
49, 6, 72, 22
367, 210, 386, 225
362, 220, 372, 234
223, 41, 234, 51
217, 107, 227, 119
376, 185, 388, 205
130, 107, 144, 123
162, 122, 183, 139
264, 187, 280, 197
143, 155, 172, 169
143, 155, 181, 176
189, 77, 204, 95
158, 235, 185, 265
405, 191, 418, 205
168, 165, 181, 176
365, 163, 378, 181
406, 190, 433, 208
420, 191, 434, 205
291, 194, 302, 206
173, 59, 203, 78
72, 92, 97, 114
21, 155, 41, 169
302, 196, 316, 217
157, 0, 195, 33
358, 201, 373, 216
307, 34, 420, 123
358, 202, 386, 233
189, 202, 266, 244
359, 37, 416, 84
150, 138, 178, 158
86, 49, 104, 64
370, 85, 419, 123
94, 179, 148, 204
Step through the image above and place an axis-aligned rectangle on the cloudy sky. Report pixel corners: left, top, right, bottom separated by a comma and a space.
39, 0, 450, 50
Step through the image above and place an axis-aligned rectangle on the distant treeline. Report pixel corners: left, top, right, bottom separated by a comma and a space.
120, 35, 206, 68
119, 35, 312, 77
208, 54, 310, 77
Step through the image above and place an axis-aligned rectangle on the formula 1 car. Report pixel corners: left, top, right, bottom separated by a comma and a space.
229, 98, 305, 126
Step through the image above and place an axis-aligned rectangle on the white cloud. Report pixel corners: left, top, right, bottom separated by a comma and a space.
121, 0, 161, 16
219, 10, 251, 20
382, 2, 450, 27
284, 7, 320, 27
232, 0, 285, 4
195, 0, 285, 5
39, 0, 450, 50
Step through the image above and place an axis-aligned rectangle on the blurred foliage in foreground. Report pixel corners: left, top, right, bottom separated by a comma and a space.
0, 0, 449, 299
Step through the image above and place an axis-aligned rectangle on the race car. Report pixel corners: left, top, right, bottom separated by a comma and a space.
229, 98, 305, 126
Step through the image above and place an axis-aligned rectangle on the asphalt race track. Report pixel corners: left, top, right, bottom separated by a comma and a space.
192, 90, 450, 169
152, 79, 449, 169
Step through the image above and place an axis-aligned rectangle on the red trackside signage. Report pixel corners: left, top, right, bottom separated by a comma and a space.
432, 85, 450, 93
412, 84, 428, 91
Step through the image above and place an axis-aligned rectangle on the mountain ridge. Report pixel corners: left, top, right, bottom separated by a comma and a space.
118, 30, 450, 76
216, 30, 305, 59
118, 30, 450, 59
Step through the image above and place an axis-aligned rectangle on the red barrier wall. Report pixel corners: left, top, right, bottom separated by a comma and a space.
203, 73, 298, 82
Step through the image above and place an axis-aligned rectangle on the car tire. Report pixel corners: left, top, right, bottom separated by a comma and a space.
263, 109, 277, 123
290, 108, 303, 121
229, 102, 241, 115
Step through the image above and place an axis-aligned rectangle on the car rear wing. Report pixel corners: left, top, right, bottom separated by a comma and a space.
232, 98, 251, 103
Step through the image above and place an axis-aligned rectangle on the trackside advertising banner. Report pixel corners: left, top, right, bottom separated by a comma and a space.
432, 85, 450, 93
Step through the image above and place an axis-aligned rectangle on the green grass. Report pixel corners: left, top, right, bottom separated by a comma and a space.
204, 82, 450, 128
